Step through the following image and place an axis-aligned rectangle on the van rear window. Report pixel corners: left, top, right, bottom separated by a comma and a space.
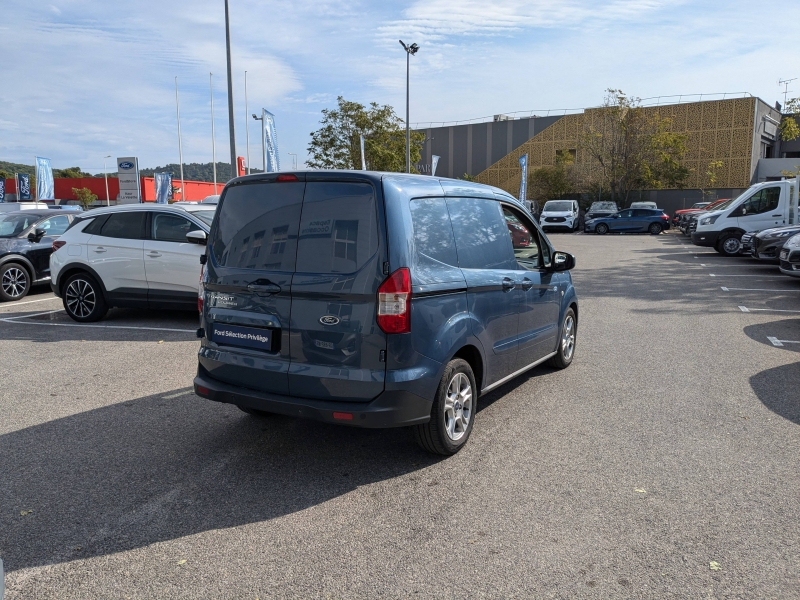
211, 181, 304, 271
295, 182, 378, 274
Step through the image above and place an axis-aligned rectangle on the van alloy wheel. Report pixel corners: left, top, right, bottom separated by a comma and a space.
561, 314, 575, 360
443, 372, 473, 442
1, 266, 28, 300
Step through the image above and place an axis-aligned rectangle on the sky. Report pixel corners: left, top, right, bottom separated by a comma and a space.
2, 0, 799, 174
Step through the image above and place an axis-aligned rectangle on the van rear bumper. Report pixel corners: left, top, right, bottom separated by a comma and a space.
194, 368, 432, 428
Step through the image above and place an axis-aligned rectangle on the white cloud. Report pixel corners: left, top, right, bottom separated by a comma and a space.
48, 4, 61, 15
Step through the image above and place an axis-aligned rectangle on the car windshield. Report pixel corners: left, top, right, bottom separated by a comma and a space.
0, 214, 39, 237
589, 202, 617, 212
707, 198, 736, 212
692, 203, 710, 209
192, 210, 215, 226
543, 201, 573, 212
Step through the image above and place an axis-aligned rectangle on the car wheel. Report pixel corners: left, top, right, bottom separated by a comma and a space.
548, 307, 576, 369
62, 272, 109, 322
595, 223, 609, 235
0, 263, 31, 301
414, 358, 476, 456
716, 233, 742, 257
648, 222, 662, 235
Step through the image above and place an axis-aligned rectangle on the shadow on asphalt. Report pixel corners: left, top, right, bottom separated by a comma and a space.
743, 319, 800, 353
750, 361, 800, 424
0, 391, 441, 573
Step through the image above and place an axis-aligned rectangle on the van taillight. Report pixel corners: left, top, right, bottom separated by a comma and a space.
377, 267, 411, 334
52, 241, 66, 251
198, 263, 206, 313
276, 174, 298, 182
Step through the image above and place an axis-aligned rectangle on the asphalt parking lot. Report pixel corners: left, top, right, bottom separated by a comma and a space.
2, 231, 799, 599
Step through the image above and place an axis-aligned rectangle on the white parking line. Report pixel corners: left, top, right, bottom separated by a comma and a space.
0, 296, 61, 308
721, 286, 800, 292
710, 274, 785, 278
0, 310, 196, 333
161, 389, 194, 399
767, 337, 800, 347
738, 306, 800, 314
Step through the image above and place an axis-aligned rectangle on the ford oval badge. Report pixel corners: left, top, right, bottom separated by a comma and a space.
119, 161, 134, 169
319, 315, 340, 326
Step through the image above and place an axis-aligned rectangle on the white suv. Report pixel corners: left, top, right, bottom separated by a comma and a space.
50, 204, 212, 322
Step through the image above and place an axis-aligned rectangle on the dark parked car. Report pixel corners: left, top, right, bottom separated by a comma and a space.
742, 225, 800, 261
584, 202, 619, 226
584, 208, 670, 235
0, 210, 76, 301
194, 172, 579, 456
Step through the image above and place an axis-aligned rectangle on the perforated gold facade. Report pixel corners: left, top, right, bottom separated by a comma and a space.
474, 97, 756, 195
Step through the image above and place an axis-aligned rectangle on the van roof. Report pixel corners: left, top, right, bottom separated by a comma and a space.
224, 170, 526, 211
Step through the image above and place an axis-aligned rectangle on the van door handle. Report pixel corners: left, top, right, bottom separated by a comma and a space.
521, 278, 533, 290
502, 278, 516, 291
147, 251, 162, 258
772, 214, 782, 217
93, 247, 106, 253
247, 283, 281, 294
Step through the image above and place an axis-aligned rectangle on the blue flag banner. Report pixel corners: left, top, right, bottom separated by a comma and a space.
518, 154, 528, 204
17, 174, 31, 200
36, 156, 54, 200
0, 179, 5, 203
263, 110, 280, 172
154, 172, 172, 204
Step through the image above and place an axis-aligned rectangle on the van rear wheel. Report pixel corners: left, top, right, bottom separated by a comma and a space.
414, 358, 476, 456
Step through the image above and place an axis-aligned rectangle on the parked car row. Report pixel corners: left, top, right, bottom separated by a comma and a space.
680, 179, 800, 277
0, 203, 215, 303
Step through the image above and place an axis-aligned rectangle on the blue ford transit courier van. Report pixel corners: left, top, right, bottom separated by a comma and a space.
194, 172, 578, 455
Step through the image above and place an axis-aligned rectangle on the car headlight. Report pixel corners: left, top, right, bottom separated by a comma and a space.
773, 230, 796, 238
700, 215, 720, 226
787, 235, 800, 248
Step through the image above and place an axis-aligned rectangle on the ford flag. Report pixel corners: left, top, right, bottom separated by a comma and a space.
36, 156, 55, 200
518, 154, 528, 204
154, 172, 172, 204
263, 110, 280, 172
17, 174, 31, 200
0, 178, 5, 202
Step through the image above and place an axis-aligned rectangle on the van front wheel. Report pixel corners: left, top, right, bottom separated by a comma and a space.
414, 358, 476, 456
717, 233, 742, 256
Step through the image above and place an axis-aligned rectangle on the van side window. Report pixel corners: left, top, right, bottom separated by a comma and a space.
446, 197, 516, 270
295, 182, 378, 274
211, 181, 303, 271
502, 206, 548, 270
740, 187, 781, 216
409, 198, 462, 284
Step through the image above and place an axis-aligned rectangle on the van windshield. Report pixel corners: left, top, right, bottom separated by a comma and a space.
543, 201, 573, 212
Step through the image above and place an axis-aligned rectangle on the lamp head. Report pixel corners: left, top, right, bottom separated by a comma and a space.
409, 43, 419, 55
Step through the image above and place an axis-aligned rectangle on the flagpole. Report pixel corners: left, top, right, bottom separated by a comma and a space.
210, 72, 218, 194
175, 76, 185, 201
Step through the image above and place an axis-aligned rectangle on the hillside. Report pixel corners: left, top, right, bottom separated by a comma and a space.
1, 160, 262, 182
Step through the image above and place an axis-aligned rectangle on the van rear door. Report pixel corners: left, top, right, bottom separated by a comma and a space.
201, 175, 305, 395
288, 177, 387, 401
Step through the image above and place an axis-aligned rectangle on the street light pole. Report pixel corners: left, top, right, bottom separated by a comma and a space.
244, 70, 251, 174
224, 0, 237, 180
210, 72, 218, 193
399, 40, 419, 174
175, 76, 185, 201
103, 155, 111, 206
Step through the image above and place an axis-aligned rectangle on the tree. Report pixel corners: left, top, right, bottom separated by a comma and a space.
698, 160, 724, 200
307, 97, 425, 172
579, 89, 689, 203
459, 173, 477, 181
780, 98, 800, 142
528, 150, 576, 201
72, 187, 97, 210
0, 170, 9, 179
55, 167, 91, 178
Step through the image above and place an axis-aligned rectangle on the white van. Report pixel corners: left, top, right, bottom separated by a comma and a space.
540, 199, 580, 232
0, 202, 49, 213
692, 179, 800, 256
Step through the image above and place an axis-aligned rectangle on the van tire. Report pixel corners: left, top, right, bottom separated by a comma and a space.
548, 307, 576, 369
414, 358, 476, 456
716, 233, 742, 256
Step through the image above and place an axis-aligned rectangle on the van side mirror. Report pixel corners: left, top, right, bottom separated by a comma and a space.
186, 230, 208, 245
551, 251, 575, 272
28, 228, 46, 242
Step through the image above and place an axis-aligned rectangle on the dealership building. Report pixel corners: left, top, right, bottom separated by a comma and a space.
416, 95, 800, 214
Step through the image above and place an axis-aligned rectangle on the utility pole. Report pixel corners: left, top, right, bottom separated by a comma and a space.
175, 76, 185, 201
224, 0, 237, 180
210, 73, 218, 193
399, 40, 419, 173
